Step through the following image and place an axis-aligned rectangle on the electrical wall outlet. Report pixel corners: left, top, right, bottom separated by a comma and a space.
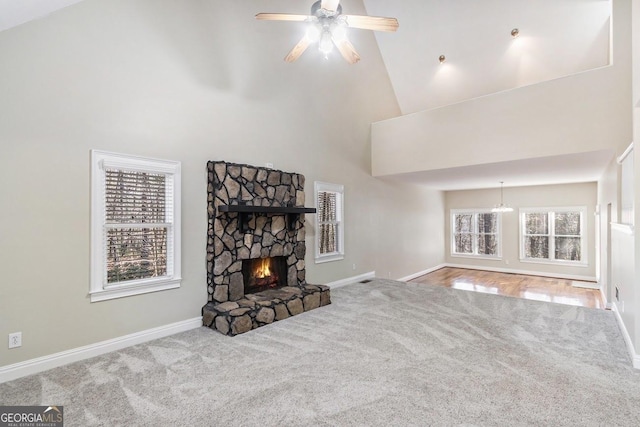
352, 263, 356, 270
265, 163, 274, 169
8, 332, 22, 349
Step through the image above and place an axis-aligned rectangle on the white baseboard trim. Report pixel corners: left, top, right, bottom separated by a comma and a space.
571, 280, 600, 290
397, 264, 447, 282
611, 304, 640, 369
600, 288, 611, 310
326, 271, 376, 289
0, 317, 203, 384
445, 263, 598, 283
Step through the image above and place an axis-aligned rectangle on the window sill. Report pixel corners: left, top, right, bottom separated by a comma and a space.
90, 277, 181, 302
451, 254, 502, 261
519, 259, 587, 268
315, 253, 345, 264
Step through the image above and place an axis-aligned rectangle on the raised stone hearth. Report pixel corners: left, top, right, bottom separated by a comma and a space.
203, 161, 331, 335
202, 284, 331, 336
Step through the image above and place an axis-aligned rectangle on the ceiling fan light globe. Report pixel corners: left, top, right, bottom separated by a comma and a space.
319, 31, 334, 55
306, 24, 321, 42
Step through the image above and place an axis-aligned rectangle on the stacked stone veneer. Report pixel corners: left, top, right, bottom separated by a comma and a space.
204, 161, 331, 336
202, 285, 330, 336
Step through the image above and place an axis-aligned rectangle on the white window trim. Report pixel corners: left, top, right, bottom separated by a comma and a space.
451, 209, 502, 260
90, 150, 181, 302
314, 181, 344, 263
519, 206, 588, 267
619, 142, 634, 226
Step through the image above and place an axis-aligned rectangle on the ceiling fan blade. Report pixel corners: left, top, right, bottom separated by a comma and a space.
333, 38, 361, 64
320, 0, 340, 12
284, 37, 312, 63
343, 15, 399, 32
255, 13, 311, 22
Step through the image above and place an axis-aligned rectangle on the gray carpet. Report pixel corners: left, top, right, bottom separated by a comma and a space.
2, 279, 640, 426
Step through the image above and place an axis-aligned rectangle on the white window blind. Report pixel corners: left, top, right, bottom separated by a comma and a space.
104, 169, 172, 283
91, 150, 181, 302
318, 191, 338, 254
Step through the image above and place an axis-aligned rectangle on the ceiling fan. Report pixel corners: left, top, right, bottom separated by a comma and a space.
256, 0, 399, 64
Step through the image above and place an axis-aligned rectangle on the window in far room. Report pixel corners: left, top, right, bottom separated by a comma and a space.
90, 150, 181, 302
520, 207, 587, 265
451, 210, 501, 259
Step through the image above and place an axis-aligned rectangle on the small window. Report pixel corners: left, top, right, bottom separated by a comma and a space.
451, 210, 501, 259
520, 207, 587, 265
90, 150, 181, 302
315, 181, 344, 263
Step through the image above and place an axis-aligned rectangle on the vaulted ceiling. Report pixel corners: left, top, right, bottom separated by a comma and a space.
364, 0, 611, 115
0, 0, 615, 190
0, 1, 612, 114
363, 0, 614, 190
0, 0, 85, 32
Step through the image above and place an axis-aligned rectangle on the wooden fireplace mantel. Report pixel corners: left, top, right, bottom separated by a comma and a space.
217, 205, 316, 232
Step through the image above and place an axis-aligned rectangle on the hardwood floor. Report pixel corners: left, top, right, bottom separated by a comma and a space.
410, 267, 605, 309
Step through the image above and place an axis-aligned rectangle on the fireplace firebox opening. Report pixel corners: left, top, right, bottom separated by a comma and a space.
242, 256, 287, 294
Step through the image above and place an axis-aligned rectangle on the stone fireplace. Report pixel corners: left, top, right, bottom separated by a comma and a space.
202, 161, 331, 336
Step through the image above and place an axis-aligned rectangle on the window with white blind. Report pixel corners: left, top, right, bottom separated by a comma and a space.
314, 181, 344, 263
90, 150, 181, 302
519, 207, 587, 266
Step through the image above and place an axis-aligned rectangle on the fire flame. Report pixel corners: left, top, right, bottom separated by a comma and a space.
255, 258, 272, 279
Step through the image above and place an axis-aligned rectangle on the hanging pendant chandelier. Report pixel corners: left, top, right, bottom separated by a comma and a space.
491, 181, 514, 213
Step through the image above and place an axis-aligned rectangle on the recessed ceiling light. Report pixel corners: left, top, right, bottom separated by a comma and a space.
439, 55, 446, 64
511, 28, 520, 38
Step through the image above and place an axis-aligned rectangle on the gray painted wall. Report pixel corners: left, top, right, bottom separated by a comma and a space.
445, 182, 598, 279
0, 0, 445, 366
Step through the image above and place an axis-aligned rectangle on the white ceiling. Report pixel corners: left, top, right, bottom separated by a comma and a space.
363, 0, 612, 115
380, 150, 615, 191
0, 0, 615, 191
0, 0, 85, 32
